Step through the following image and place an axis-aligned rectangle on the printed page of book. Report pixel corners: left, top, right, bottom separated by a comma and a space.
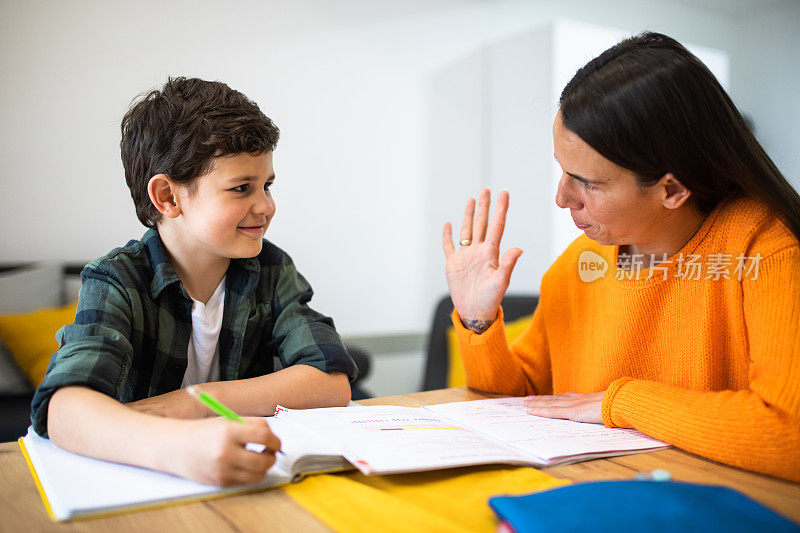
424, 398, 669, 465
274, 405, 530, 475
268, 415, 351, 477
21, 426, 294, 521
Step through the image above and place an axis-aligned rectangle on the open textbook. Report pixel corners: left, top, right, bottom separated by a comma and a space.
21, 397, 668, 521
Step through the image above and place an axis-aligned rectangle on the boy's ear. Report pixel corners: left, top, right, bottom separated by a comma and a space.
660, 173, 692, 210
147, 174, 182, 219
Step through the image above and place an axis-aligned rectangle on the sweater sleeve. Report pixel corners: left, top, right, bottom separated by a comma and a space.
603, 246, 800, 482
455, 305, 552, 396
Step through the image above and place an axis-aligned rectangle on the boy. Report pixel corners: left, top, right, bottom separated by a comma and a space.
30, 77, 357, 486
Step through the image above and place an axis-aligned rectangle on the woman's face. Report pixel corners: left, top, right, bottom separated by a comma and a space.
552, 112, 670, 248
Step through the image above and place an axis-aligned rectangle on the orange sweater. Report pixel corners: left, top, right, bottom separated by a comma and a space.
455, 197, 800, 481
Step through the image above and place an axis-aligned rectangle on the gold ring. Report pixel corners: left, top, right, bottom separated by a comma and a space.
459, 239, 472, 246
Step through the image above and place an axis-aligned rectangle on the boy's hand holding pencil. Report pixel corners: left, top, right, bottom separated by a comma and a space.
166, 386, 282, 486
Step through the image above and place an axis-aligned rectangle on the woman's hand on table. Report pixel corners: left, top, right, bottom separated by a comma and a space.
524, 392, 605, 424
443, 189, 523, 334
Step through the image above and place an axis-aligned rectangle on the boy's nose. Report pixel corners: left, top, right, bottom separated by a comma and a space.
254, 190, 275, 216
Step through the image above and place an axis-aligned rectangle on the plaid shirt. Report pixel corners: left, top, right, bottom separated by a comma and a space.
31, 229, 356, 437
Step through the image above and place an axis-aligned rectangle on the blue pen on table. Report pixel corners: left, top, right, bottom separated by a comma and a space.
186, 385, 282, 455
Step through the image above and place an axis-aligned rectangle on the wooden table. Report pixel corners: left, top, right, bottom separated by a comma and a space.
2, 387, 799, 531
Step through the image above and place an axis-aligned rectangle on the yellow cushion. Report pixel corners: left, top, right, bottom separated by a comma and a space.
0, 301, 78, 387
446, 314, 532, 388
284, 465, 568, 533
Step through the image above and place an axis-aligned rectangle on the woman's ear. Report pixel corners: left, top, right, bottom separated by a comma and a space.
147, 174, 182, 219
660, 173, 692, 210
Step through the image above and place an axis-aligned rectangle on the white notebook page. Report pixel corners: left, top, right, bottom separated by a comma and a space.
21, 425, 293, 521
275, 405, 529, 474
425, 398, 669, 463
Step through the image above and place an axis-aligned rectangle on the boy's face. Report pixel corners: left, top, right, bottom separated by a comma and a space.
174, 152, 276, 260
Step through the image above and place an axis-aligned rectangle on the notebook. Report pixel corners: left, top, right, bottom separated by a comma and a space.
488, 480, 800, 533
21, 397, 668, 521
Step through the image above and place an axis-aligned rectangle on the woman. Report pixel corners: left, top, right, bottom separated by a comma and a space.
443, 33, 800, 482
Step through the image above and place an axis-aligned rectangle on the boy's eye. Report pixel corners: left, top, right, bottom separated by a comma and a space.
230, 181, 273, 194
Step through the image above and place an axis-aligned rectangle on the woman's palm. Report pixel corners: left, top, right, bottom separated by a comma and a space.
443, 189, 523, 326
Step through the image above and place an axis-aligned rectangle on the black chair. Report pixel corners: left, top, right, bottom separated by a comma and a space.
0, 392, 35, 442
346, 344, 372, 400
420, 294, 539, 391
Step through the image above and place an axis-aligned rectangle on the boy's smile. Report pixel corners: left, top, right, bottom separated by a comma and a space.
237, 224, 267, 236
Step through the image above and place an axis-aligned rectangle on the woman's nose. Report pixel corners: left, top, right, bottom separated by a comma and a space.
555, 175, 580, 209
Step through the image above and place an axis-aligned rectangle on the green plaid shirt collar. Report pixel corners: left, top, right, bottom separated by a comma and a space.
143, 229, 260, 300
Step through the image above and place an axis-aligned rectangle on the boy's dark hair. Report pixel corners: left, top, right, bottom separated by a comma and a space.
121, 77, 280, 228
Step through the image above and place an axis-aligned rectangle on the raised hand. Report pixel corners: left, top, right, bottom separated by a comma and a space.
443, 189, 523, 333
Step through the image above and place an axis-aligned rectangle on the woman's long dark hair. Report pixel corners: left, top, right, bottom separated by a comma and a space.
559, 32, 800, 242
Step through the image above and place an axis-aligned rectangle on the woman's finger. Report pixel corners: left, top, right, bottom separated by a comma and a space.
497, 248, 523, 287
473, 189, 491, 243
528, 392, 579, 401
525, 404, 571, 420
459, 197, 476, 244
485, 190, 510, 246
443, 222, 455, 259
524, 393, 604, 424
525, 397, 574, 408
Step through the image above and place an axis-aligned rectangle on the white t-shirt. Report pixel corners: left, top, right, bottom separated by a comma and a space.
181, 277, 226, 388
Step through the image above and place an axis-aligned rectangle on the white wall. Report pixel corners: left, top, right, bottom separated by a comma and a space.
1, 0, 795, 336
730, 1, 800, 190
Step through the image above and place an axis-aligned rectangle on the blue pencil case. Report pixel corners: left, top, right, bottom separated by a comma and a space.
488, 480, 799, 533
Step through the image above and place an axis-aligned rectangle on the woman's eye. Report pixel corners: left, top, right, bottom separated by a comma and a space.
264, 181, 273, 191
582, 181, 597, 191
231, 184, 249, 193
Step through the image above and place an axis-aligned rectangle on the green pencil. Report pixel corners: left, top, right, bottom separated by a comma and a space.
187, 386, 282, 455
186, 385, 245, 423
